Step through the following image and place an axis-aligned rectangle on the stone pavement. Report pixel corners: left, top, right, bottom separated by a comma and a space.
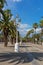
0, 42, 43, 65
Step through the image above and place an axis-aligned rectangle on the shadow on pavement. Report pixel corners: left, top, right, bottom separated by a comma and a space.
7, 46, 32, 48
19, 46, 32, 47
0, 52, 33, 65
31, 52, 43, 61
0, 52, 43, 65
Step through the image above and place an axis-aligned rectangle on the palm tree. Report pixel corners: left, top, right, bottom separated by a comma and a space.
0, 0, 7, 21
9, 21, 16, 44
40, 20, 43, 33
39, 20, 43, 45
15, 14, 21, 43
0, 9, 12, 47
33, 34, 40, 44
26, 29, 34, 37
33, 23, 38, 43
0, 32, 4, 42
0, 0, 6, 8
25, 29, 34, 42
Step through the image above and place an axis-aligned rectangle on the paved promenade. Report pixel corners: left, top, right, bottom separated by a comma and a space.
0, 42, 43, 65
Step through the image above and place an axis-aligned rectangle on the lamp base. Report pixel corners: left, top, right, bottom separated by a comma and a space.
15, 42, 19, 52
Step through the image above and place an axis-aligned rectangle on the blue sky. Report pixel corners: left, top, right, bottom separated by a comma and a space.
3, 0, 43, 36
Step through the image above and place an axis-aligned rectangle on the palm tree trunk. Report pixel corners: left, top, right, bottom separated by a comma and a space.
41, 38, 42, 45
11, 37, 13, 44
34, 38, 35, 44
37, 40, 38, 44
3, 29, 8, 47
4, 35, 8, 47
34, 29, 36, 44
41, 29, 42, 45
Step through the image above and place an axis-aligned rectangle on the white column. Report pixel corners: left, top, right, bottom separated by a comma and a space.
15, 30, 19, 52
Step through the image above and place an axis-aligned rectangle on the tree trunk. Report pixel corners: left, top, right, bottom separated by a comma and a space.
11, 37, 13, 44
41, 38, 42, 45
41, 32, 42, 45
34, 29, 36, 44
4, 35, 8, 47
34, 38, 35, 44
37, 40, 38, 44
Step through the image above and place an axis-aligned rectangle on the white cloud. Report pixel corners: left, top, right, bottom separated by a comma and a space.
26, 29, 32, 32
18, 23, 42, 37
11, 16, 14, 20
17, 23, 32, 37
19, 24, 28, 29
13, 0, 22, 2
19, 23, 31, 29
19, 28, 32, 37
17, 23, 42, 37
36, 28, 41, 33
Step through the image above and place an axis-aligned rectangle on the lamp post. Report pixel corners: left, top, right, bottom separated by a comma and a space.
14, 14, 21, 52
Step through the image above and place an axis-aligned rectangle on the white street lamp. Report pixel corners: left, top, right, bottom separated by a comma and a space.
14, 14, 21, 52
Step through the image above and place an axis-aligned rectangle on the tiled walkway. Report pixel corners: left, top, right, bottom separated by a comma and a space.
0, 42, 43, 65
